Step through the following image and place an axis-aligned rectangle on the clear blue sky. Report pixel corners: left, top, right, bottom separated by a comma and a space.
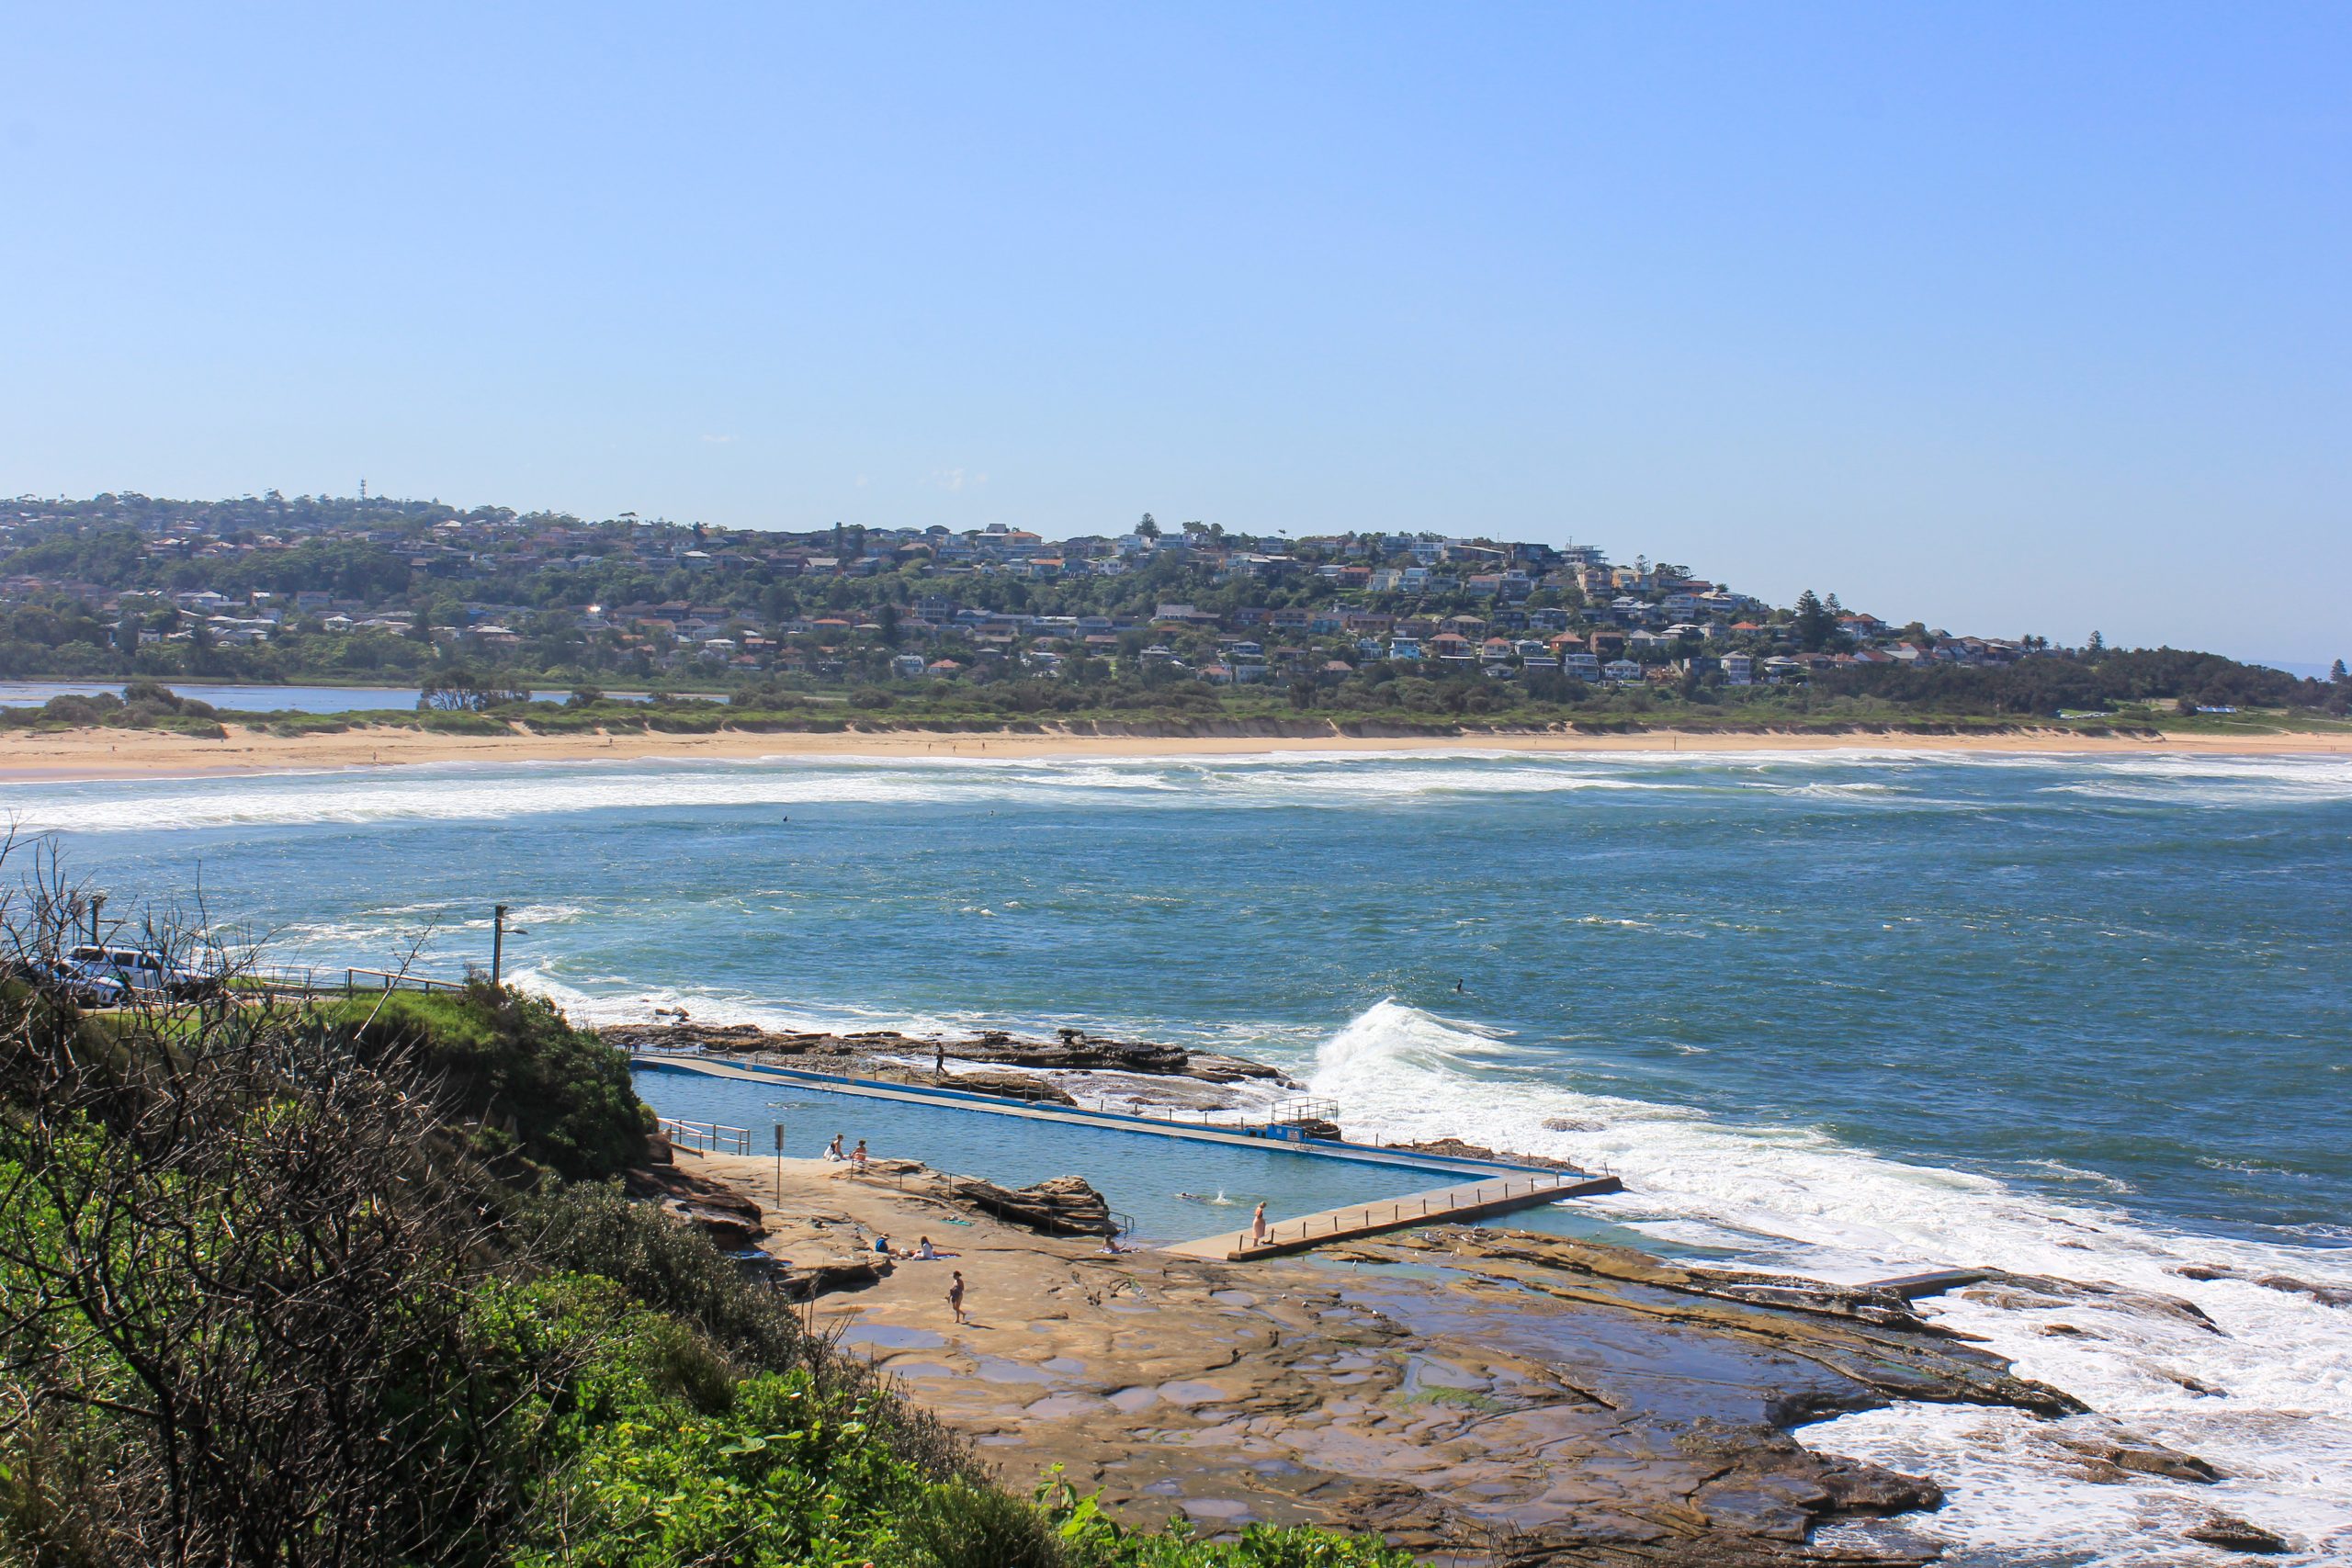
3, 5, 2345, 665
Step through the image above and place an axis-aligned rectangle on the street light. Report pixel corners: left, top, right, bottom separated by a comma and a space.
491, 905, 529, 987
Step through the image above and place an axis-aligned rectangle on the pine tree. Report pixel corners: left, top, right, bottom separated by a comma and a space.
1792, 591, 1834, 652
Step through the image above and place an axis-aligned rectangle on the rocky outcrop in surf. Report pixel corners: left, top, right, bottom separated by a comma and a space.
600, 1019, 1296, 1090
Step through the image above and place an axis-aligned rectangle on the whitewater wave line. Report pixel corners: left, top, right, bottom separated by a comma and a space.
1304, 999, 2352, 1566
9, 749, 2352, 833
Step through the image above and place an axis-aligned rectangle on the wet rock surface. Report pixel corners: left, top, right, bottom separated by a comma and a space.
2174, 1261, 2352, 1308
669, 1152, 2103, 1566
936, 1067, 1078, 1104
602, 1020, 1298, 1090
1962, 1269, 2223, 1336
1328, 1229, 2087, 1419
1396, 1136, 1578, 1171
2185, 1513, 2292, 1554
2053, 1429, 2225, 1484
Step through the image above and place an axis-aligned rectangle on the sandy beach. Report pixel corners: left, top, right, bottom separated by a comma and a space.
2, 717, 2347, 783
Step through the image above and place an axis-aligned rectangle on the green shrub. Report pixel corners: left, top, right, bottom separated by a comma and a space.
903, 1480, 1066, 1568
514, 1371, 930, 1568
419, 709, 511, 734
326, 985, 650, 1180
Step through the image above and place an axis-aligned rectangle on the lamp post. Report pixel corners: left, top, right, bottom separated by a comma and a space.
491, 906, 528, 986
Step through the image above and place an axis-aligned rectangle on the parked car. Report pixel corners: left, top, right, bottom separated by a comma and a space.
67, 945, 225, 1001
27, 956, 129, 1009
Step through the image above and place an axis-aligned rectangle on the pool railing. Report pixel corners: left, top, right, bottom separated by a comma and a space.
658, 1116, 755, 1156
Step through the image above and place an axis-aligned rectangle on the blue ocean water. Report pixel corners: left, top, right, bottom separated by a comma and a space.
6, 747, 2349, 1562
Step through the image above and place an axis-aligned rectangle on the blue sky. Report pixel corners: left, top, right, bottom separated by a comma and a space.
2, 5, 2345, 665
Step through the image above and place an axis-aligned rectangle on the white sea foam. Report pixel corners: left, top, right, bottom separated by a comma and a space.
2035, 754, 2352, 807
12, 748, 2349, 836
514, 966, 989, 1043
1305, 999, 2352, 1565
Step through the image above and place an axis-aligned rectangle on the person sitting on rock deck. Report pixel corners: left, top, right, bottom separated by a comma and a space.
872, 1234, 891, 1256
823, 1134, 845, 1161
915, 1235, 939, 1260
850, 1138, 870, 1168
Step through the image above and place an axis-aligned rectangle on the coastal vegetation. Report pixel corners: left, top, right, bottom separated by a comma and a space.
5, 666, 2350, 749
0, 861, 1411, 1568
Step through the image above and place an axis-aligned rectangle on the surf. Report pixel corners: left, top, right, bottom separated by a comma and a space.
1306, 998, 2352, 1562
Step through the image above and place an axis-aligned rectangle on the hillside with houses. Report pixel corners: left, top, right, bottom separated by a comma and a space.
0, 492, 2340, 725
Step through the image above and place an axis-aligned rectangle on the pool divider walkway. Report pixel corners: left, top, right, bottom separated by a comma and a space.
631, 1052, 1579, 1181
1162, 1170, 1624, 1261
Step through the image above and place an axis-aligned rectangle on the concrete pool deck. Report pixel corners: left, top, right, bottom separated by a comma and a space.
635, 1053, 1628, 1257
1164, 1169, 1624, 1261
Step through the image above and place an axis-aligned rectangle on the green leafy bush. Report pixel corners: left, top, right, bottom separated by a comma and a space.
327, 985, 650, 1179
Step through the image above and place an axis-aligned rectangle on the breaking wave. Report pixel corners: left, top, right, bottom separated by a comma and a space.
11, 750, 2352, 836
1306, 1000, 2352, 1565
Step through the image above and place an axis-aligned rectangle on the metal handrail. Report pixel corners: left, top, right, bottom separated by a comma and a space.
343, 966, 467, 996
658, 1116, 752, 1156
1233, 1170, 1578, 1255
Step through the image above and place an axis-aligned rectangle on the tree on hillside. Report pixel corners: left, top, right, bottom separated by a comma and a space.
1792, 590, 1835, 652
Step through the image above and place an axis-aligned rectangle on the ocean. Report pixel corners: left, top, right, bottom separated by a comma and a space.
6, 747, 2347, 1565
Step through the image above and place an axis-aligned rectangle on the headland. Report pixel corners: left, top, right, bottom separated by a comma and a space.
616, 1022, 2278, 1563
644, 1135, 2253, 1565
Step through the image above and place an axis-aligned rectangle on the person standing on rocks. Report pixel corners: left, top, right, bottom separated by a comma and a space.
947, 1269, 967, 1324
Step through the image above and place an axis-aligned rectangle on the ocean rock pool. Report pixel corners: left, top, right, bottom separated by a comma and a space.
632, 1064, 1459, 1242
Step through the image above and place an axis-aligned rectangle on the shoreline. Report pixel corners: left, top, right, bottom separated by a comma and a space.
667, 1145, 2089, 1559
3, 716, 2349, 782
